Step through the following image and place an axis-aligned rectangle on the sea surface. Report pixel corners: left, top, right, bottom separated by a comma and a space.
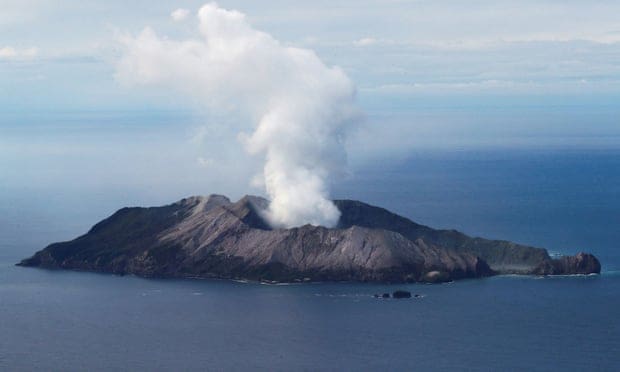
1, 148, 619, 371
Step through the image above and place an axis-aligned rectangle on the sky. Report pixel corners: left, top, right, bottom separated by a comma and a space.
1, 0, 619, 206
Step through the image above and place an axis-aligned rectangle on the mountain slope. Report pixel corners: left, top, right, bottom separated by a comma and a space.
334, 200, 550, 273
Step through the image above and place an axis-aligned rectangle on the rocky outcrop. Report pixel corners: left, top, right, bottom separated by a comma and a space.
532, 253, 601, 275
392, 290, 412, 299
17, 195, 601, 282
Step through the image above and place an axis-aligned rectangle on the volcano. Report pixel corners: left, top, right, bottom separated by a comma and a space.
18, 195, 601, 283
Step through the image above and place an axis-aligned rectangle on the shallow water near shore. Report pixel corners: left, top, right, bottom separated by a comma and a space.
1, 148, 619, 371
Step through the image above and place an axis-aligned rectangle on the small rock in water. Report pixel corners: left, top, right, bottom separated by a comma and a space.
392, 290, 412, 299
382, 293, 390, 298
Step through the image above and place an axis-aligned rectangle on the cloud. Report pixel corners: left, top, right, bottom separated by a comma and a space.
353, 37, 377, 47
0, 46, 38, 60
196, 156, 214, 168
190, 125, 210, 144
170, 8, 190, 22
117, 2, 359, 228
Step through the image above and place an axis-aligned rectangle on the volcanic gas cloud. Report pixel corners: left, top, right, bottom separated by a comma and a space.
116, 2, 359, 228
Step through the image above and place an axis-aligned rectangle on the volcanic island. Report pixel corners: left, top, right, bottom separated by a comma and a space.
18, 195, 601, 283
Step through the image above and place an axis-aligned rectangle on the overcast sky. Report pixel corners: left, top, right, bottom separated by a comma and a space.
1, 1, 619, 204
2, 0, 620, 102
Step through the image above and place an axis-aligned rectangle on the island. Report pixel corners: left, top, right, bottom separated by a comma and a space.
17, 195, 601, 283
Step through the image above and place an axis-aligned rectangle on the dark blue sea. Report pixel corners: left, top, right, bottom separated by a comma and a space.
1, 148, 619, 371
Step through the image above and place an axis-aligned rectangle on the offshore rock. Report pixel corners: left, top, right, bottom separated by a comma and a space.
392, 290, 412, 299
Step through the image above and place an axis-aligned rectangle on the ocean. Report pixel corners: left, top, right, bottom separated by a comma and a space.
1, 148, 619, 371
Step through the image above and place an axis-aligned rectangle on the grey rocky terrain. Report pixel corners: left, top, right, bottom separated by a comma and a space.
18, 195, 601, 283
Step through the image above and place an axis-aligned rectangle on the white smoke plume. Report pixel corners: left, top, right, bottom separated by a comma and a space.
116, 2, 358, 228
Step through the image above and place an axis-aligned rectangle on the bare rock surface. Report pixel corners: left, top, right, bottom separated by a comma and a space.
17, 195, 601, 282
532, 252, 601, 275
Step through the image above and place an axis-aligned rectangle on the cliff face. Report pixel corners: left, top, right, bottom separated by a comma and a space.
17, 195, 600, 283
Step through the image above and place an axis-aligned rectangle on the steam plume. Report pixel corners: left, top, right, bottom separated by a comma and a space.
116, 2, 358, 228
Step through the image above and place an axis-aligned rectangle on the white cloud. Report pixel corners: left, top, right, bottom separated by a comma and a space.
353, 37, 377, 47
364, 80, 524, 94
196, 156, 214, 168
0, 46, 38, 60
117, 2, 360, 228
362, 77, 620, 96
190, 125, 210, 144
170, 8, 190, 22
